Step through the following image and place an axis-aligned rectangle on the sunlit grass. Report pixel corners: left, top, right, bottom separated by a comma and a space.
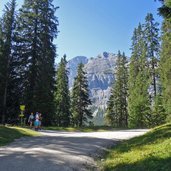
101, 123, 171, 171
0, 126, 40, 146
44, 126, 120, 132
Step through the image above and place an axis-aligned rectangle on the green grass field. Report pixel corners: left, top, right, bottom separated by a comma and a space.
0, 126, 40, 146
101, 123, 171, 171
44, 126, 120, 132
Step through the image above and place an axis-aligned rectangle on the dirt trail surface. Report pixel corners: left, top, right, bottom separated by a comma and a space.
0, 129, 148, 171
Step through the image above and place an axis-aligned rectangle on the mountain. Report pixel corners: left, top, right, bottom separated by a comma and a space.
67, 56, 88, 88
67, 52, 118, 125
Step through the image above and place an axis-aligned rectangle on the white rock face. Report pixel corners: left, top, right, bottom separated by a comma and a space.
67, 56, 88, 88
67, 52, 118, 125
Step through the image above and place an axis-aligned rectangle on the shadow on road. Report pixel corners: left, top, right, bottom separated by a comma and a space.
0, 134, 119, 171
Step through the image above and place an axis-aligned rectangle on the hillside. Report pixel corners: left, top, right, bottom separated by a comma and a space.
101, 123, 171, 171
0, 126, 40, 146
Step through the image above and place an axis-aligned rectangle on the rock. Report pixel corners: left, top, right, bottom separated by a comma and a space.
67, 52, 118, 125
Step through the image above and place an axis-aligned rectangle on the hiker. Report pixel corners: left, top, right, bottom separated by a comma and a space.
34, 112, 39, 131
28, 112, 34, 128
39, 113, 42, 130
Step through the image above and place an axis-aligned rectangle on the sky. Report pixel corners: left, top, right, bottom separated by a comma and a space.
0, 0, 163, 62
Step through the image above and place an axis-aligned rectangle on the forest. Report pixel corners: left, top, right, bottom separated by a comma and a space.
0, 0, 170, 128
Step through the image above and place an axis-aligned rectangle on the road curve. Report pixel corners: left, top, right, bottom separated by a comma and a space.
0, 129, 148, 171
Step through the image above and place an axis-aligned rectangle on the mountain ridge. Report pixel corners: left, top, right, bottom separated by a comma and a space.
67, 52, 118, 125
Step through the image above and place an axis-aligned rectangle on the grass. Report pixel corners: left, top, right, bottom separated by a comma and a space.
44, 126, 121, 132
0, 126, 40, 146
101, 123, 171, 171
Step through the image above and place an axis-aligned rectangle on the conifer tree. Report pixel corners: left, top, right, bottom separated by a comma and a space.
159, 9, 171, 121
105, 93, 116, 126
0, 20, 4, 121
55, 55, 70, 127
149, 95, 166, 127
106, 51, 128, 127
14, 0, 58, 125
71, 63, 92, 127
144, 13, 160, 98
128, 24, 151, 128
0, 0, 17, 124
143, 13, 166, 127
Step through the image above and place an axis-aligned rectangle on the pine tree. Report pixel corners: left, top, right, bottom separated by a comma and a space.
149, 95, 166, 127
160, 17, 171, 120
14, 0, 59, 125
105, 93, 116, 126
71, 63, 92, 127
143, 13, 166, 127
128, 24, 151, 128
144, 13, 160, 98
106, 51, 128, 127
0, 0, 17, 124
55, 55, 70, 127
0, 20, 4, 121
157, 0, 171, 121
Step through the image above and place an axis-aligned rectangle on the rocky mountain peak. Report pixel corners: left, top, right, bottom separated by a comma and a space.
67, 52, 117, 125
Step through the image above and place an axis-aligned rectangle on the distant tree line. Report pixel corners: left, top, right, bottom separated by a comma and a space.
106, 1, 171, 128
0, 0, 92, 127
55, 55, 92, 127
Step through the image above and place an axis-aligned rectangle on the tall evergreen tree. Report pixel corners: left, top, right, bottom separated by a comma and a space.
143, 13, 166, 127
144, 13, 160, 98
106, 51, 128, 127
159, 4, 171, 121
14, 0, 58, 125
55, 55, 70, 127
128, 24, 151, 128
71, 63, 92, 127
0, 19, 4, 121
0, 0, 17, 124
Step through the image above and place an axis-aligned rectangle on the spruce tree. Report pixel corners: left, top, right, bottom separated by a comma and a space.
128, 24, 151, 128
143, 13, 166, 127
149, 95, 166, 127
105, 93, 116, 126
0, 0, 17, 124
157, 0, 171, 121
144, 13, 160, 98
14, 0, 58, 125
160, 17, 171, 120
71, 63, 92, 127
106, 51, 128, 127
0, 20, 4, 121
55, 55, 70, 127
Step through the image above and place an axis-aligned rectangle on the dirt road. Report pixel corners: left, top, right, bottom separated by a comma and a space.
0, 129, 148, 171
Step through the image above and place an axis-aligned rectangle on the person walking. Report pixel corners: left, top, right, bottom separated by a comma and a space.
38, 113, 42, 130
28, 112, 34, 128
34, 112, 39, 131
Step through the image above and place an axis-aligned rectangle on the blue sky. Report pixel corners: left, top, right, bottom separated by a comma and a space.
0, 0, 162, 62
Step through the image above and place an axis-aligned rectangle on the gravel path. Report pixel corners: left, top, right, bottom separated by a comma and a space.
0, 129, 148, 171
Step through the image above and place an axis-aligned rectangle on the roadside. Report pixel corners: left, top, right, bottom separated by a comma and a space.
0, 129, 148, 171
100, 123, 171, 171
44, 126, 131, 132
0, 126, 40, 146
